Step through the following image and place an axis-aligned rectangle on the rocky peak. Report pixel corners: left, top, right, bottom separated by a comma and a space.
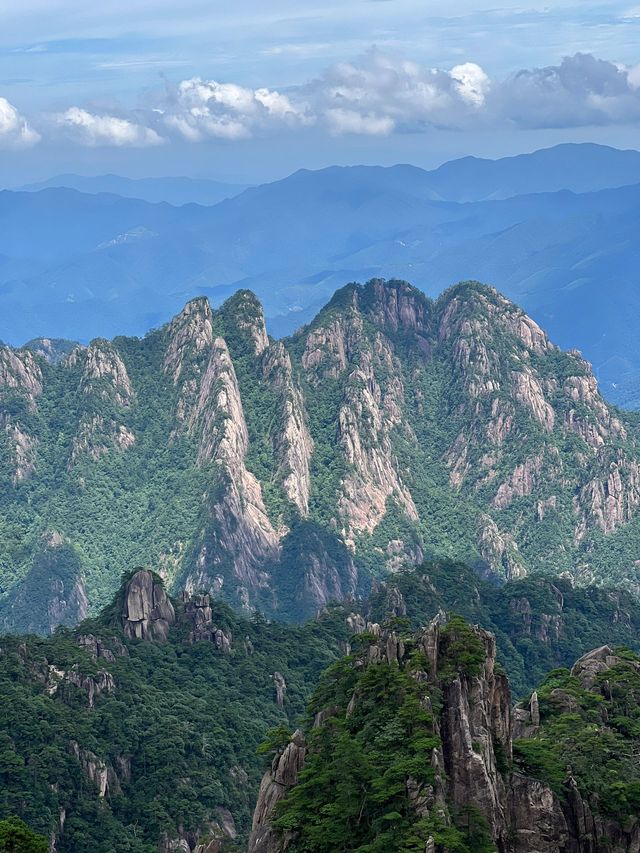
0, 345, 43, 403
121, 569, 175, 642
360, 278, 432, 337
437, 282, 552, 356
79, 340, 134, 407
22, 337, 80, 365
218, 290, 269, 357
299, 288, 364, 382
164, 296, 214, 383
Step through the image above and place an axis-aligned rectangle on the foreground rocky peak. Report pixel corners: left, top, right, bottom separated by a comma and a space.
251, 617, 640, 852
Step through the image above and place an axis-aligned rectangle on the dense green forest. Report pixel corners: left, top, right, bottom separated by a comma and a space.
1, 564, 640, 851
367, 559, 640, 696
0, 574, 349, 852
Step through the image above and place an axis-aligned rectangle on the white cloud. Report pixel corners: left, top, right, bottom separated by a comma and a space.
325, 108, 395, 136
494, 53, 640, 128
161, 77, 312, 141
55, 107, 163, 147
298, 49, 491, 134
0, 97, 40, 148
450, 62, 490, 106
8, 49, 640, 148
155, 49, 495, 142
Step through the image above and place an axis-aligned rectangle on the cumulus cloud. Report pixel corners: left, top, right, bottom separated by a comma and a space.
495, 53, 640, 128
296, 50, 640, 135
160, 77, 312, 141
7, 50, 640, 147
55, 107, 163, 147
299, 49, 491, 135
0, 97, 40, 147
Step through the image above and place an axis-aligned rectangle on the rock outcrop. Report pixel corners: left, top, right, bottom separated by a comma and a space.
122, 569, 175, 641
70, 742, 120, 798
182, 592, 232, 650
249, 619, 640, 853
262, 342, 313, 517
248, 730, 307, 853
0, 345, 43, 481
47, 664, 116, 707
273, 672, 286, 708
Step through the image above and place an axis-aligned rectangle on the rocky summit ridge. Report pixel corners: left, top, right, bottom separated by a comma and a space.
1, 279, 640, 631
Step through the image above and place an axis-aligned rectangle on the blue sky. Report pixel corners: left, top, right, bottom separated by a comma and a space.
1, 0, 639, 183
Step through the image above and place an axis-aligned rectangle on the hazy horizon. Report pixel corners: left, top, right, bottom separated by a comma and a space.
1, 1, 640, 184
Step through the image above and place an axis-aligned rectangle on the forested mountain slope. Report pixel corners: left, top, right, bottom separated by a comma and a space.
0, 569, 349, 852
2, 279, 640, 633
251, 617, 640, 853
2, 568, 639, 852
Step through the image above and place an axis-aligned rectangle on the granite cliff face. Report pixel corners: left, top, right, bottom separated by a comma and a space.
2, 279, 640, 631
121, 569, 176, 641
250, 618, 640, 853
248, 730, 306, 853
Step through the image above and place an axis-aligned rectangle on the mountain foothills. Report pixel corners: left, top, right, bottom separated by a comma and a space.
1, 568, 639, 852
3, 279, 640, 633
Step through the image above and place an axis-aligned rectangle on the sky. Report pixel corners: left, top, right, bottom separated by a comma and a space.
0, 0, 639, 184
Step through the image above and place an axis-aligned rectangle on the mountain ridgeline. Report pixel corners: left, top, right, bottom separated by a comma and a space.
2, 279, 640, 633
5, 144, 640, 408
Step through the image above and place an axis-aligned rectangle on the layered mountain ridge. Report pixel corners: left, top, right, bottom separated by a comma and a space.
2, 279, 640, 633
4, 144, 640, 410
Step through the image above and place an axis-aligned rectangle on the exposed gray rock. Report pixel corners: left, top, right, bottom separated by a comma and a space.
273, 672, 286, 708
570, 644, 621, 689
47, 664, 115, 707
182, 592, 232, 650
70, 741, 119, 798
251, 620, 640, 853
248, 730, 306, 853
76, 633, 128, 661
122, 569, 175, 642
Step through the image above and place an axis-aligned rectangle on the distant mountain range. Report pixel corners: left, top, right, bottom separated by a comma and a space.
18, 173, 248, 206
2, 142, 640, 405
